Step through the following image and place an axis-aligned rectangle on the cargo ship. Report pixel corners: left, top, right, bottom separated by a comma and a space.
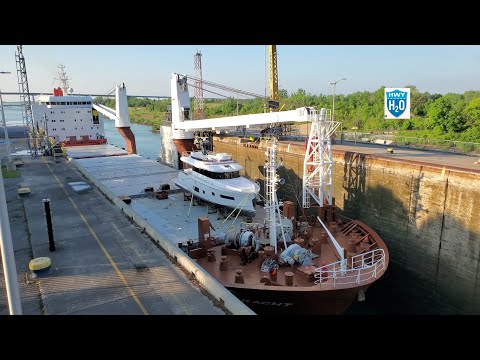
166, 73, 389, 315
32, 65, 136, 154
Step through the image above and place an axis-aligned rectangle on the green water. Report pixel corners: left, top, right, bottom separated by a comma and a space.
103, 119, 161, 160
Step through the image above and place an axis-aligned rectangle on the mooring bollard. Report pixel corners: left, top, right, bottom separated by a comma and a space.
43, 198, 55, 252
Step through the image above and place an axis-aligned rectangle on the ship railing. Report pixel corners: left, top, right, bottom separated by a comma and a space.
314, 248, 386, 287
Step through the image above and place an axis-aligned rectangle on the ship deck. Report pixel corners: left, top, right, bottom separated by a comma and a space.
195, 218, 389, 291
66, 145, 261, 244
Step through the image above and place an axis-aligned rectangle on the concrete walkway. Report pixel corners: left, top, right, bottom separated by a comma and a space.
1, 156, 225, 315
333, 140, 480, 173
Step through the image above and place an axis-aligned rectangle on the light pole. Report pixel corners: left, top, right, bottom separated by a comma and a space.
0, 70, 22, 315
351, 126, 358, 146
329, 77, 346, 122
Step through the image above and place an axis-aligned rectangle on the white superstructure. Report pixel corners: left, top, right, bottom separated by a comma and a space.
32, 93, 104, 143
175, 150, 260, 217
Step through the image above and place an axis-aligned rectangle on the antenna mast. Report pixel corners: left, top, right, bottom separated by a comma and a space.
15, 45, 38, 157
193, 51, 204, 120
302, 108, 339, 208
54, 64, 71, 95
264, 138, 287, 253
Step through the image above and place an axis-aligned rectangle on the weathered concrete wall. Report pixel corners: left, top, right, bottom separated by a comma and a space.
213, 136, 480, 314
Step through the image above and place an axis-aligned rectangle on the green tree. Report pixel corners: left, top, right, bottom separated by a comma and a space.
279, 89, 288, 99
463, 97, 480, 127
407, 86, 431, 117
427, 96, 466, 133
463, 91, 480, 105
222, 97, 237, 115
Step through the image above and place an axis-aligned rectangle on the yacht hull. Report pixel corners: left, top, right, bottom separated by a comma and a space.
175, 171, 257, 217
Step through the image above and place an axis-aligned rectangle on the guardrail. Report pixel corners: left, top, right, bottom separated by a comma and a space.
314, 248, 386, 287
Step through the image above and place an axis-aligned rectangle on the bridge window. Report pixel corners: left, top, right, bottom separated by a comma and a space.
194, 186, 199, 192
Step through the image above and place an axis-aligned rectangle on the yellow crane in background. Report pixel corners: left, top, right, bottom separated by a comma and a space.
268, 45, 279, 112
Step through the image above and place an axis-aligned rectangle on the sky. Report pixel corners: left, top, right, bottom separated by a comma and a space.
1, 45, 479, 101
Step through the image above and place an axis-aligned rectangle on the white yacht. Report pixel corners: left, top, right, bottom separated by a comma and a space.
175, 151, 260, 217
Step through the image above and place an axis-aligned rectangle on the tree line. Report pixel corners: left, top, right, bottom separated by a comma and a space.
94, 86, 480, 143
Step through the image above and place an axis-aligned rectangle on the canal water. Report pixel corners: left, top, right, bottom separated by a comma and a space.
103, 119, 161, 160
1, 103, 26, 126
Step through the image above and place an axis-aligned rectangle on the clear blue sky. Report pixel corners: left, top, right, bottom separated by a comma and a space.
1, 45, 479, 101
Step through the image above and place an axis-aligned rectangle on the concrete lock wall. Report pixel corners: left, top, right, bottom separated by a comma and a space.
213, 136, 480, 314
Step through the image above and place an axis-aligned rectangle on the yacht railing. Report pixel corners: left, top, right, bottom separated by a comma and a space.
314, 248, 386, 287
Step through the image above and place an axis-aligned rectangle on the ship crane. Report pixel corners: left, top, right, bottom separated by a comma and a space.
92, 84, 137, 154
268, 45, 279, 112
171, 72, 342, 256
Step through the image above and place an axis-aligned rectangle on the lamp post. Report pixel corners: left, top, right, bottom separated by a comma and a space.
351, 126, 358, 146
0, 70, 22, 315
329, 77, 346, 122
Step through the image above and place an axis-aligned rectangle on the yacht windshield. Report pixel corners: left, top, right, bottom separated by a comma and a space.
193, 167, 240, 179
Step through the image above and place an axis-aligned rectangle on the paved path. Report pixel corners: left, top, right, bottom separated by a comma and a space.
332, 140, 480, 173
1, 156, 225, 315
